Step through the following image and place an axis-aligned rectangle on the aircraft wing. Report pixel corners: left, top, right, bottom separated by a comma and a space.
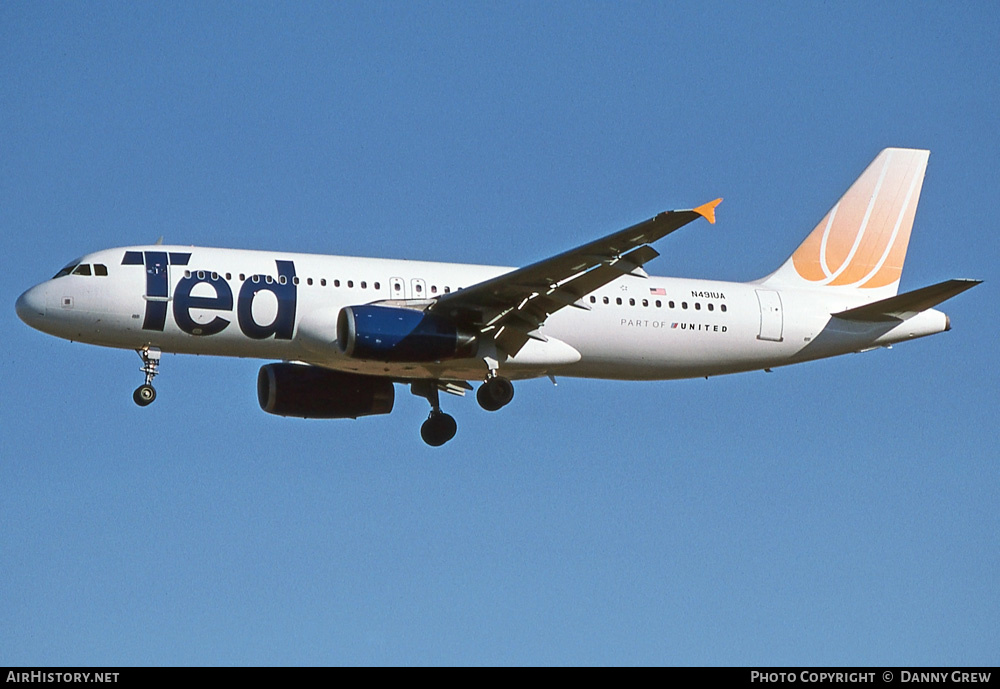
427, 199, 721, 354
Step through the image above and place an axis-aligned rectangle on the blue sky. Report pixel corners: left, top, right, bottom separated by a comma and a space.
2, 2, 997, 666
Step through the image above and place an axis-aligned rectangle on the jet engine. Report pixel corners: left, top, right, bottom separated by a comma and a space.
337, 305, 477, 362
257, 363, 394, 419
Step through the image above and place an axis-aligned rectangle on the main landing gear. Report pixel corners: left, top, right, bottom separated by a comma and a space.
133, 347, 161, 407
410, 371, 514, 447
412, 381, 458, 447
422, 410, 458, 447
477, 374, 514, 412
412, 374, 515, 447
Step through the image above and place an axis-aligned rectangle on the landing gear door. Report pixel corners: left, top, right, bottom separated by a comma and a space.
755, 289, 784, 342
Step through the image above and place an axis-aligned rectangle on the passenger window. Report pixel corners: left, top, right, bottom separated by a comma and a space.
695, 302, 701, 310
642, 299, 648, 307
374, 282, 380, 290
431, 285, 438, 294
292, 277, 299, 285
603, 297, 609, 304
94, 264, 108, 276
226, 273, 232, 280
682, 302, 688, 309
211, 272, 218, 280
361, 281, 367, 289
239, 274, 246, 281
279, 275, 287, 285
307, 278, 313, 286
348, 280, 354, 288
721, 304, 727, 312
707, 303, 714, 311
444, 287, 451, 294
669, 301, 675, 309
393, 283, 401, 292
73, 264, 92, 276
616, 297, 622, 305
415, 284, 423, 293
655, 300, 661, 308
334, 279, 341, 287
321, 278, 327, 287
590, 296, 596, 304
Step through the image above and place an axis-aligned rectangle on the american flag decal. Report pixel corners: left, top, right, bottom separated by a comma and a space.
649, 287, 666, 296
671, 322, 679, 329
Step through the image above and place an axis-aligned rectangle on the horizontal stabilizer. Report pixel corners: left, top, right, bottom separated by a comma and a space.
832, 279, 981, 322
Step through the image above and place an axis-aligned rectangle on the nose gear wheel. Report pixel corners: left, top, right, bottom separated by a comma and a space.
133, 347, 161, 407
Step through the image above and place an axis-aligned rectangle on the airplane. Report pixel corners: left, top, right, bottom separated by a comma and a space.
16, 148, 980, 446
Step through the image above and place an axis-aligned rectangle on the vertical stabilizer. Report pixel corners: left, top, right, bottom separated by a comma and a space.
763, 148, 930, 298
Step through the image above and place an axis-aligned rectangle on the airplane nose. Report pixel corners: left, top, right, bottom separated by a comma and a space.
15, 284, 47, 327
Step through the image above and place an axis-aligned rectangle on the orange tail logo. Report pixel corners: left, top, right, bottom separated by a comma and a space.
791, 148, 929, 289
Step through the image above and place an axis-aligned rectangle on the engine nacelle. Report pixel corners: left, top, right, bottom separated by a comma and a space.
257, 363, 394, 419
337, 305, 477, 362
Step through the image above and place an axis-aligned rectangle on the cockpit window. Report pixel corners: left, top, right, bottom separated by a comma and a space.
94, 264, 108, 276
72, 264, 92, 276
53, 260, 82, 279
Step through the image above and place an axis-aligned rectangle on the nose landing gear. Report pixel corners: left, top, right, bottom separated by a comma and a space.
133, 347, 161, 407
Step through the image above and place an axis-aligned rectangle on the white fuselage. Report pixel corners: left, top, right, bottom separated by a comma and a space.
16, 245, 950, 383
